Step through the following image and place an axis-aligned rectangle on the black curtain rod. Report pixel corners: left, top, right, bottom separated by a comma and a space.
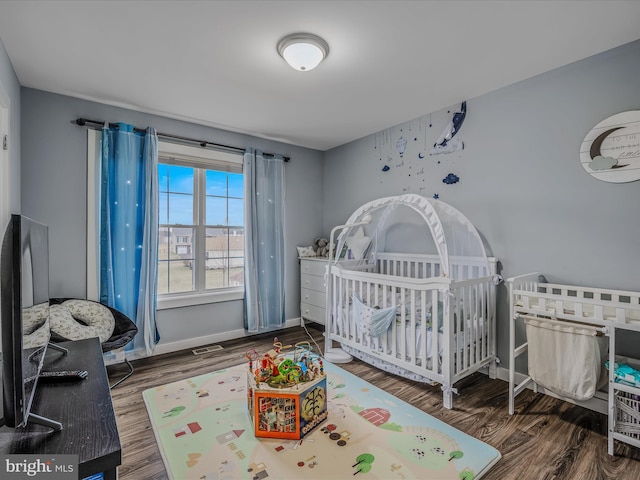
74, 118, 290, 162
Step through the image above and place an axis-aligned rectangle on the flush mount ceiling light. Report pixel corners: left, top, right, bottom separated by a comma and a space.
277, 33, 329, 72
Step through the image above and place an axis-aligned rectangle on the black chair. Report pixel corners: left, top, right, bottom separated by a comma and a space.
49, 298, 138, 388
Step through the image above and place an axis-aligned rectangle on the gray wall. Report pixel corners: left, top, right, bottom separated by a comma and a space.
20, 89, 324, 347
323, 40, 640, 367
0, 37, 21, 213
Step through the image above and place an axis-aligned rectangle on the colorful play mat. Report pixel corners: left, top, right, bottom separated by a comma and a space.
143, 361, 500, 479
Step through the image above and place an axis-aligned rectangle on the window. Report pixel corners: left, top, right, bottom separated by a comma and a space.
86, 136, 244, 307
157, 142, 244, 307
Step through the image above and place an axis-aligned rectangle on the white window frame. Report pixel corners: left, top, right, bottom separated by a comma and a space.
86, 129, 101, 301
86, 132, 244, 310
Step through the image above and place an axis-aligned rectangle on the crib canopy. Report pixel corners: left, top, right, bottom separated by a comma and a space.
334, 194, 489, 279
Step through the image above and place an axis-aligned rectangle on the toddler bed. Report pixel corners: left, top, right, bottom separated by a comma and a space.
507, 272, 640, 455
324, 194, 500, 409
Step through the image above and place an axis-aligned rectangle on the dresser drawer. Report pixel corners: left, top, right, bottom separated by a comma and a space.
300, 302, 326, 324
301, 259, 327, 276
301, 287, 326, 309
301, 273, 325, 292
300, 275, 326, 292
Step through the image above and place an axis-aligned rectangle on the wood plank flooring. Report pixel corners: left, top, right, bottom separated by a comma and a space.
107, 324, 640, 480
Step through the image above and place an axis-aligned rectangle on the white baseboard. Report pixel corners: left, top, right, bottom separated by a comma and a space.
104, 317, 303, 364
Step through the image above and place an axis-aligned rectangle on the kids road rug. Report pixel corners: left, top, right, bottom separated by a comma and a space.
143, 362, 500, 480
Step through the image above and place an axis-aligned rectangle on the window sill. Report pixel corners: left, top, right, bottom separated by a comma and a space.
157, 288, 244, 310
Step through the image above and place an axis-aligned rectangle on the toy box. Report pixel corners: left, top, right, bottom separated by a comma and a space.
246, 340, 328, 439
247, 373, 327, 439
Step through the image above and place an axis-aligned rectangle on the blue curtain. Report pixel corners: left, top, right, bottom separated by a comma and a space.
243, 149, 286, 333
100, 123, 159, 355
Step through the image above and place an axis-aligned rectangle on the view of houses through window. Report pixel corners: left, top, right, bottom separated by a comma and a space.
157, 160, 244, 295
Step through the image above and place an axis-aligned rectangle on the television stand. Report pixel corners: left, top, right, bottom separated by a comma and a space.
0, 337, 121, 479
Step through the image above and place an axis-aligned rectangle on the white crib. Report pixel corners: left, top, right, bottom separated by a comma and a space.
508, 273, 640, 455
326, 252, 499, 409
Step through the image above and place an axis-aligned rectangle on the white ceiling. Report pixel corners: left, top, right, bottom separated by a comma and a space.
1, 1, 639, 151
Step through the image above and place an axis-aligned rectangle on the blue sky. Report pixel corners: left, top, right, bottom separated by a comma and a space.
158, 165, 243, 226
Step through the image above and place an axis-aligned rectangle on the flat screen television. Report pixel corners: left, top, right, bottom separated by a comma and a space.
1, 214, 63, 430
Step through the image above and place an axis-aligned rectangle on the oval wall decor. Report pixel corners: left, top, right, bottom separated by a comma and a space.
579, 110, 640, 183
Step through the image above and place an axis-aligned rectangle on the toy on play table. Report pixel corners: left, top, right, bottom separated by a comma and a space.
246, 338, 328, 439
247, 339, 324, 389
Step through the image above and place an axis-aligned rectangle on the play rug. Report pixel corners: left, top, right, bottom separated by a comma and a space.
143, 362, 500, 480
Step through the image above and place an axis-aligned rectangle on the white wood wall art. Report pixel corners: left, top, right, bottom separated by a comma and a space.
580, 110, 640, 183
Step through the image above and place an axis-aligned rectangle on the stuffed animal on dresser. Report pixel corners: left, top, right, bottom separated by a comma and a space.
314, 238, 330, 257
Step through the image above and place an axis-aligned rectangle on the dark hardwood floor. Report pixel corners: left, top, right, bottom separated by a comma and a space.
107, 324, 640, 480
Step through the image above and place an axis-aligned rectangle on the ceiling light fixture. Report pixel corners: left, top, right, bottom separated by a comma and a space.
277, 33, 329, 72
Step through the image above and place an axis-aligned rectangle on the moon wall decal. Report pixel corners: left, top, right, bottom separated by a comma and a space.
589, 126, 629, 170
589, 127, 624, 159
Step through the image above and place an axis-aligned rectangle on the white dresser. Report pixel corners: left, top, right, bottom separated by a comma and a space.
299, 257, 328, 325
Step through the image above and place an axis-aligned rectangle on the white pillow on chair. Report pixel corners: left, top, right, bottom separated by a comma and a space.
50, 300, 115, 343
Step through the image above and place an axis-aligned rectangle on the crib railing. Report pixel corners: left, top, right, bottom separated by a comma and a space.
327, 254, 498, 393
449, 277, 497, 383
330, 266, 449, 379
374, 252, 443, 278
372, 252, 493, 281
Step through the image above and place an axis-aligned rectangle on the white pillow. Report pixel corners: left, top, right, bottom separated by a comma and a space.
297, 245, 316, 257
50, 300, 115, 343
348, 227, 370, 260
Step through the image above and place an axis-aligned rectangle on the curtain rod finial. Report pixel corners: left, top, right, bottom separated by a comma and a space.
76, 118, 86, 126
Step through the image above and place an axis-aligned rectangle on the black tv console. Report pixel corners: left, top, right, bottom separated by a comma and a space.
0, 337, 121, 479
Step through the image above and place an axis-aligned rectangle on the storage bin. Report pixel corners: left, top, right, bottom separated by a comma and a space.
615, 390, 640, 439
